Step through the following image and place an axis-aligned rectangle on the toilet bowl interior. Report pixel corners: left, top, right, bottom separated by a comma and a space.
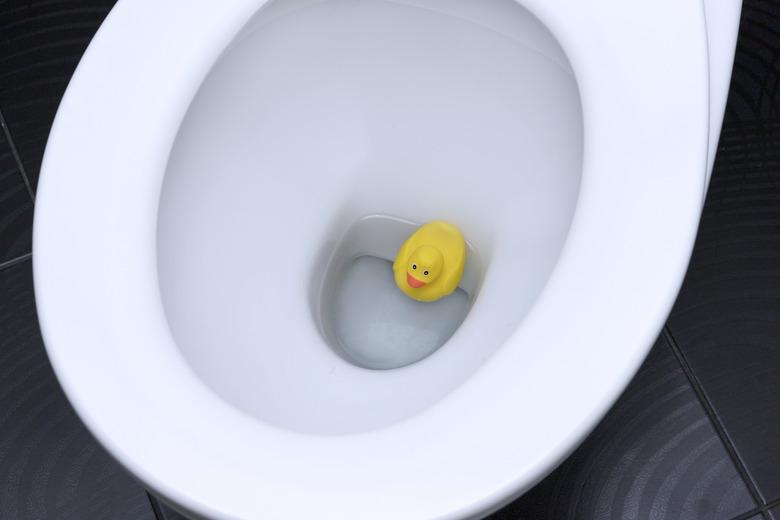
318, 215, 482, 370
156, 0, 583, 434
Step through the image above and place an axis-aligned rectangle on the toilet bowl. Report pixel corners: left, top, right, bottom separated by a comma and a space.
33, 0, 741, 518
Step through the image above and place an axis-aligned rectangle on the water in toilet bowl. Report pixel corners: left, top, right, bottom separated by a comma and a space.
318, 215, 480, 369
333, 256, 469, 369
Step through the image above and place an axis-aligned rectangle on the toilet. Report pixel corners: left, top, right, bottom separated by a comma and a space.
33, 0, 741, 518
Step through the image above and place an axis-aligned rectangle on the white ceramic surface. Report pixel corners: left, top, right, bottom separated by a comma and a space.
32, 0, 739, 518
156, 0, 582, 434
703, 0, 743, 184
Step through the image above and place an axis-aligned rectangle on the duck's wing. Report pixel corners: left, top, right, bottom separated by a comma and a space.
440, 240, 467, 295
392, 237, 413, 273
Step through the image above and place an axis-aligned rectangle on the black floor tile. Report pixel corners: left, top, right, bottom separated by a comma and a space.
667, 0, 780, 503
155, 499, 191, 520
0, 0, 117, 191
490, 336, 756, 520
0, 260, 156, 520
723, 3, 780, 122
0, 126, 33, 264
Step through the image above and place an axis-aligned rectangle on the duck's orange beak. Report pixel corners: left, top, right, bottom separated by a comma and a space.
407, 273, 426, 288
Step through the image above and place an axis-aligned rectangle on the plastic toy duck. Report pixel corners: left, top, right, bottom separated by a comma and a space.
393, 221, 466, 302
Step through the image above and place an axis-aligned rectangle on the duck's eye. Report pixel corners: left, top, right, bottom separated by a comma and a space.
412, 264, 417, 270
424, 270, 429, 276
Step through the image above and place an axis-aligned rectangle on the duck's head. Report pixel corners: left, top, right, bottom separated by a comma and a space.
406, 245, 443, 289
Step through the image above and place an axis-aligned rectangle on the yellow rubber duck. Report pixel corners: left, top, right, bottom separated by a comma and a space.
393, 221, 466, 302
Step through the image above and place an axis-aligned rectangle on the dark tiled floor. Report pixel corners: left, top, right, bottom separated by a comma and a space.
157, 502, 189, 520
1, 0, 780, 519
0, 0, 117, 191
0, 121, 33, 265
667, 0, 780, 506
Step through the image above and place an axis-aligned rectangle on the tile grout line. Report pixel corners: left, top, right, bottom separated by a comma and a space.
728, 506, 778, 520
146, 492, 166, 520
763, 496, 780, 520
0, 252, 31, 272
730, 508, 764, 520
663, 326, 768, 512
0, 105, 35, 202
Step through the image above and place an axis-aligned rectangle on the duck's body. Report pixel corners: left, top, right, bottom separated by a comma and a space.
393, 221, 466, 302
